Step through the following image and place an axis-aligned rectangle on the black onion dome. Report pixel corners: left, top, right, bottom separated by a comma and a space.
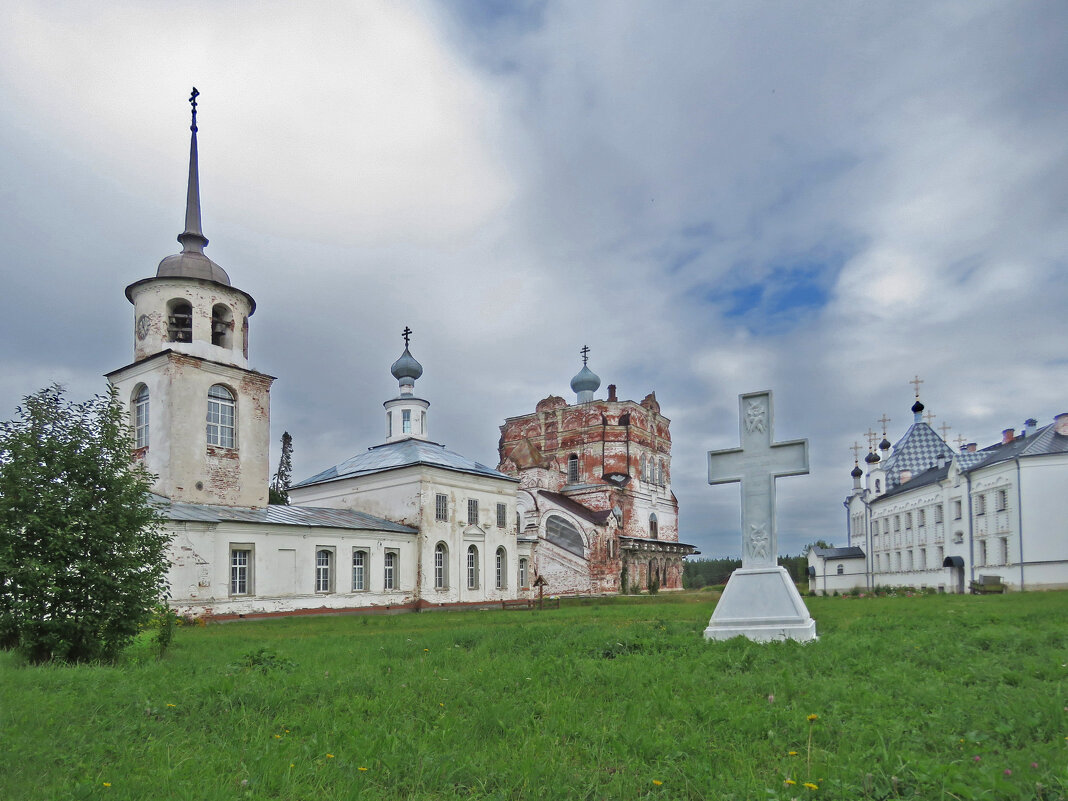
865, 451, 880, 464
912, 399, 925, 414
851, 464, 863, 478
879, 437, 891, 450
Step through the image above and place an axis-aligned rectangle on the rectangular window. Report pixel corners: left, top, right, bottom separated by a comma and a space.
953, 500, 962, 520
230, 547, 252, 595
315, 549, 333, 593
975, 494, 986, 515
496, 502, 507, 528
435, 493, 448, 522
978, 540, 987, 566
905, 512, 912, 530
996, 489, 1008, 511
467, 498, 479, 526
384, 551, 397, 590
387, 411, 392, 438
893, 516, 901, 532
402, 409, 412, 434
352, 550, 366, 591
519, 558, 529, 590
934, 504, 944, 524
917, 509, 926, 527
206, 388, 236, 448
1000, 536, 1009, 565
919, 548, 926, 570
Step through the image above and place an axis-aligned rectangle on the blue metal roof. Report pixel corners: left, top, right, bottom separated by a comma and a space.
292, 438, 517, 489
152, 494, 417, 534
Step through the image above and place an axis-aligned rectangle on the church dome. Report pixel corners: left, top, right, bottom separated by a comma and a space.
912, 399, 925, 415
391, 347, 423, 382
865, 451, 880, 464
570, 364, 600, 395
157, 251, 231, 285
851, 464, 863, 478
879, 437, 891, 451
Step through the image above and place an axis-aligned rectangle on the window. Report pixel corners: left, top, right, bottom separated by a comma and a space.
658, 460, 665, 486
420, 410, 426, 435
905, 513, 912, 530
384, 551, 396, 590
387, 411, 392, 438
467, 545, 479, 589
230, 548, 251, 595
640, 454, 647, 480
435, 493, 448, 522
133, 385, 149, 449
836, 564, 844, 575
315, 549, 333, 593
1000, 537, 1009, 565
934, 504, 944, 524
352, 550, 366, 591
978, 540, 987, 566
975, 494, 986, 515
211, 304, 233, 348
519, 558, 529, 589
495, 547, 506, 589
893, 516, 901, 532
467, 498, 479, 526
567, 454, 579, 484
167, 299, 192, 342
953, 530, 964, 544
496, 503, 507, 528
875, 479, 881, 493
402, 408, 412, 434
433, 542, 448, 589
953, 500, 962, 520
917, 509, 926, 527
996, 489, 1008, 512
919, 548, 926, 569
206, 385, 236, 448
649, 513, 658, 539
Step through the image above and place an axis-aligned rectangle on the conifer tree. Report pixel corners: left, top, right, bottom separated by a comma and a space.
0, 384, 168, 663
270, 431, 293, 505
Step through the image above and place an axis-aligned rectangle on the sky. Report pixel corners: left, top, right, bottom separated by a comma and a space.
1, 1, 1066, 559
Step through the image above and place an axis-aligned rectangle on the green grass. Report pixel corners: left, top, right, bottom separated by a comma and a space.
1, 591, 1066, 800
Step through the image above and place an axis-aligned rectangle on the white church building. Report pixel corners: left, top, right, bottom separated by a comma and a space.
107, 94, 533, 619
809, 391, 1068, 594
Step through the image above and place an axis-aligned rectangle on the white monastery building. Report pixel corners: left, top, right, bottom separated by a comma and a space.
107, 92, 683, 618
809, 387, 1068, 594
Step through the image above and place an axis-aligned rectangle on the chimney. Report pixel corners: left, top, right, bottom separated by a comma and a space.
607, 384, 617, 402
1055, 413, 1068, 436
1002, 428, 1015, 444
966, 442, 977, 453
900, 469, 912, 484
936, 453, 946, 469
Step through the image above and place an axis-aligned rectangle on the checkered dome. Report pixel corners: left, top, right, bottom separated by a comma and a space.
881, 422, 954, 490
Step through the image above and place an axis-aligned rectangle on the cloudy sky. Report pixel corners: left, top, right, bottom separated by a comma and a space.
2, 1, 1066, 558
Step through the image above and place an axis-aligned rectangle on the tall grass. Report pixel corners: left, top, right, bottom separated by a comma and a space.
1, 591, 1065, 800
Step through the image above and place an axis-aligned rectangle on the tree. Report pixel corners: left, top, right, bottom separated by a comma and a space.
269, 431, 293, 505
0, 385, 168, 663
802, 540, 834, 556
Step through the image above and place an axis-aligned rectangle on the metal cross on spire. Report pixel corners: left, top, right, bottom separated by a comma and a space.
955, 434, 967, 450
910, 375, 924, 397
878, 413, 891, 433
924, 410, 936, 425
850, 441, 863, 462
939, 422, 952, 439
580, 345, 590, 365
865, 428, 878, 450
189, 87, 199, 132
402, 326, 413, 348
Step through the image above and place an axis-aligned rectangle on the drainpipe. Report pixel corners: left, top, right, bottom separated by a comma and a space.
866, 502, 873, 591
966, 472, 974, 586
1015, 458, 1025, 591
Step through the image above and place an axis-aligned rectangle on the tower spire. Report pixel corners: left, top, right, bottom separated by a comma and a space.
177, 87, 208, 255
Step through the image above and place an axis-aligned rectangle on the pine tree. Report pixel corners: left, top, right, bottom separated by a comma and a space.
270, 431, 293, 505
0, 384, 168, 663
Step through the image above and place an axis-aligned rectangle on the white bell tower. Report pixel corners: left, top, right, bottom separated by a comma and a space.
384, 327, 430, 442
107, 89, 274, 508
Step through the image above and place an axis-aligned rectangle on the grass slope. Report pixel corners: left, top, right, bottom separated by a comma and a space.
1, 591, 1066, 800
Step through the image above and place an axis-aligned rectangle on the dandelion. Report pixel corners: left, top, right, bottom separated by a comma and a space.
274, 734, 282, 739
788, 751, 798, 756
807, 714, 818, 722
803, 782, 819, 790
652, 779, 663, 786
424, 648, 429, 652
358, 767, 368, 772
439, 702, 445, 707
326, 754, 335, 759
166, 703, 176, 708
289, 764, 295, 769
784, 779, 796, 786
103, 783, 111, 788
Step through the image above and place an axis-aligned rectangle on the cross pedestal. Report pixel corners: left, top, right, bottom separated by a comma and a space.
703, 390, 817, 643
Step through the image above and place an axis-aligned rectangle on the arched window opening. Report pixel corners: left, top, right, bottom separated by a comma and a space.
657, 460, 665, 486
495, 547, 506, 590
467, 545, 479, 590
545, 515, 585, 557
639, 454, 647, 481
519, 558, 529, 590
211, 304, 233, 348
649, 513, 658, 539
434, 542, 448, 590
207, 385, 236, 448
384, 551, 397, 589
567, 453, 579, 484
836, 564, 844, 575
315, 549, 333, 593
167, 299, 193, 343
352, 550, 367, 591
133, 385, 149, 450
875, 479, 881, 493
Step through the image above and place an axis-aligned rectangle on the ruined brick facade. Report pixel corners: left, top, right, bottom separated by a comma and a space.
498, 384, 696, 595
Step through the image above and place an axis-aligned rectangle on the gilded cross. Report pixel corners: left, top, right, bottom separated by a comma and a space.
878, 414, 891, 433
910, 375, 924, 397
708, 391, 809, 569
865, 428, 878, 450
939, 422, 952, 439
955, 434, 967, 450
924, 411, 936, 425
850, 441, 863, 462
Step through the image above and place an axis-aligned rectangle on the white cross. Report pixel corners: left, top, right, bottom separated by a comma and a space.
708, 390, 809, 568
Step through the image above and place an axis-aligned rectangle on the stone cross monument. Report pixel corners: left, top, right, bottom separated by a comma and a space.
703, 390, 817, 642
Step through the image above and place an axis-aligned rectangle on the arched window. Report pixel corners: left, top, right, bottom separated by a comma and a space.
384, 551, 396, 589
519, 558, 529, 590
467, 544, 479, 590
657, 460, 665, 486
567, 454, 579, 484
167, 299, 193, 343
315, 549, 333, 593
649, 513, 658, 539
639, 454, 647, 481
434, 542, 448, 589
133, 385, 149, 449
875, 479, 881, 493
495, 547, 506, 590
836, 564, 844, 575
352, 550, 366, 591
207, 385, 236, 448
545, 515, 585, 557
211, 304, 233, 348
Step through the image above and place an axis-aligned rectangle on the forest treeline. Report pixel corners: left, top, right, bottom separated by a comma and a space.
682, 555, 809, 588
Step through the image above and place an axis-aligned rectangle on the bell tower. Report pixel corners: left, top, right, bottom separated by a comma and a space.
107, 89, 274, 508
383, 327, 430, 442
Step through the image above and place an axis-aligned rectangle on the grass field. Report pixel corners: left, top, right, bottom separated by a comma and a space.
1, 590, 1066, 800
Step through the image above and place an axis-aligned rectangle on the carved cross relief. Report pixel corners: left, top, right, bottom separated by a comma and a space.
708, 391, 809, 568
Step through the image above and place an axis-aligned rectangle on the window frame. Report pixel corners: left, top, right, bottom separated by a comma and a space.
230, 545, 253, 596
466, 544, 479, 590
206, 384, 236, 449
495, 546, 506, 590
649, 513, 658, 539
315, 548, 334, 593
996, 489, 1007, 512
434, 542, 448, 590
519, 558, 529, 590
467, 498, 479, 526
567, 453, 579, 484
133, 385, 150, 450
496, 502, 507, 528
383, 550, 397, 590
402, 408, 412, 435
352, 549, 367, 592
435, 493, 448, 522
